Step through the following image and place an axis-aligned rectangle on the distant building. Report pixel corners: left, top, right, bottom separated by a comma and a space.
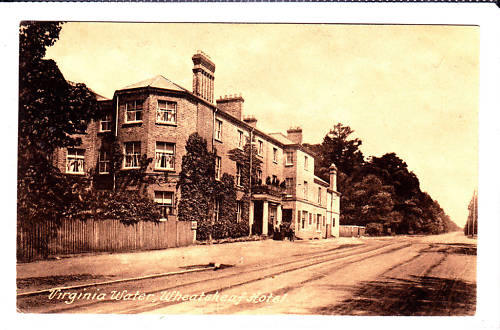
53, 51, 341, 239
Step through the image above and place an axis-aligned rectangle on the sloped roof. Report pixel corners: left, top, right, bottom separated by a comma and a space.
121, 75, 188, 92
268, 132, 295, 145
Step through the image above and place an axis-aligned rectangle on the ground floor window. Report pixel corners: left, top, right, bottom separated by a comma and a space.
302, 211, 307, 229
66, 148, 85, 174
154, 191, 174, 219
214, 199, 221, 222
236, 201, 243, 222
317, 214, 321, 230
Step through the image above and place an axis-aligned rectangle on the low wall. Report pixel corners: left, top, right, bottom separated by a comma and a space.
339, 225, 365, 237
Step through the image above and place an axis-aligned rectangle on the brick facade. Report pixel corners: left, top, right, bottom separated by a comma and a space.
55, 51, 340, 239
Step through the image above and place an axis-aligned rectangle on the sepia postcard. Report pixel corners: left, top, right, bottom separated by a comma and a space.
7, 3, 500, 330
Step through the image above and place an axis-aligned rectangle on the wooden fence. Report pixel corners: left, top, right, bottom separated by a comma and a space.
339, 225, 365, 237
17, 219, 195, 262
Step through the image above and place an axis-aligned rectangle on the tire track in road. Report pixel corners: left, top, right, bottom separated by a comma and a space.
20, 242, 375, 313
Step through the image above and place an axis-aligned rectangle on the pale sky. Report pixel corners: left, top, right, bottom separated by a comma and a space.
45, 22, 478, 227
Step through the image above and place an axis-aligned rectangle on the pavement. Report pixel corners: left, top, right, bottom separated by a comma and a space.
16, 236, 365, 293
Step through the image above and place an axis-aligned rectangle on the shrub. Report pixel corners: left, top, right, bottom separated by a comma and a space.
365, 222, 384, 236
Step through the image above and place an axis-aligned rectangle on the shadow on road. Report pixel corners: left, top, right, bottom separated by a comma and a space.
313, 275, 476, 316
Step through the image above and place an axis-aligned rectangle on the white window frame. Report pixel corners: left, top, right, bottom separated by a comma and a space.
155, 191, 174, 219
258, 140, 263, 156
285, 177, 294, 194
100, 114, 112, 132
304, 156, 309, 171
236, 201, 242, 222
273, 147, 278, 163
236, 163, 243, 187
215, 119, 223, 141
98, 150, 110, 174
155, 142, 175, 171
286, 151, 294, 165
215, 156, 221, 180
238, 130, 244, 149
214, 200, 221, 222
124, 142, 141, 169
66, 148, 85, 174
123, 100, 143, 124
156, 100, 177, 125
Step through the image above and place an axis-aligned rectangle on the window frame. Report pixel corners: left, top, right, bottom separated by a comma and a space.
236, 163, 243, 187
303, 181, 308, 200
215, 156, 221, 180
154, 191, 174, 220
156, 100, 177, 125
318, 187, 322, 204
123, 141, 141, 169
237, 130, 244, 149
304, 155, 309, 171
155, 142, 175, 171
66, 148, 85, 174
215, 119, 223, 142
214, 199, 221, 222
100, 114, 112, 132
98, 149, 111, 174
273, 147, 278, 163
285, 151, 294, 166
236, 201, 243, 222
258, 140, 264, 156
123, 100, 143, 124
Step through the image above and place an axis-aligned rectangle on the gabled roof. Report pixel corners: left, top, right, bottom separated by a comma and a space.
121, 75, 187, 92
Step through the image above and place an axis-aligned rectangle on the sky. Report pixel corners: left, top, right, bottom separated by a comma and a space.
44, 22, 478, 227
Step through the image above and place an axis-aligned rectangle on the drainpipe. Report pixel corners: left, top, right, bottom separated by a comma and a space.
113, 94, 119, 192
248, 127, 254, 236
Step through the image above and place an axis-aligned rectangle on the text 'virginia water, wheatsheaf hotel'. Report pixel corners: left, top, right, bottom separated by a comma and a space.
53, 51, 341, 240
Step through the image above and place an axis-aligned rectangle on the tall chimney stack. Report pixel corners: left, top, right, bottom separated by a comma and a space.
192, 50, 215, 103
216, 94, 244, 120
329, 163, 337, 191
287, 127, 303, 145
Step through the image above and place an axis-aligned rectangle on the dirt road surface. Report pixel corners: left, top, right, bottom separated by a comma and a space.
17, 231, 476, 315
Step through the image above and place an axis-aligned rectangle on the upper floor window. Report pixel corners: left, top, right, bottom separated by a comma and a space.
215, 119, 223, 141
66, 148, 85, 174
157, 100, 177, 124
318, 187, 322, 204
100, 114, 112, 132
238, 130, 244, 149
304, 156, 309, 171
309, 213, 312, 226
155, 142, 175, 170
285, 177, 294, 195
317, 214, 321, 230
124, 141, 141, 168
258, 140, 263, 156
98, 150, 110, 174
256, 169, 263, 184
236, 163, 243, 187
286, 151, 294, 165
303, 181, 308, 200
215, 156, 221, 180
155, 191, 174, 219
273, 147, 278, 163
122, 100, 143, 123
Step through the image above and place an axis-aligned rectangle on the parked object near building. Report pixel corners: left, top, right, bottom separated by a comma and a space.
52, 51, 341, 242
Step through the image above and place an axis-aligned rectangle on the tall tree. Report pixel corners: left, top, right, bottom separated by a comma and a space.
18, 21, 102, 258
177, 133, 217, 240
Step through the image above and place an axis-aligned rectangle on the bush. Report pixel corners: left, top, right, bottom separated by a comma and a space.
365, 222, 384, 236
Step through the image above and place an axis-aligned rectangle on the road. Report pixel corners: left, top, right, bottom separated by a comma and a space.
17, 232, 476, 315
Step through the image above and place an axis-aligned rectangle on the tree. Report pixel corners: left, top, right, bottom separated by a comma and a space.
228, 141, 263, 235
18, 22, 101, 258
177, 133, 217, 240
